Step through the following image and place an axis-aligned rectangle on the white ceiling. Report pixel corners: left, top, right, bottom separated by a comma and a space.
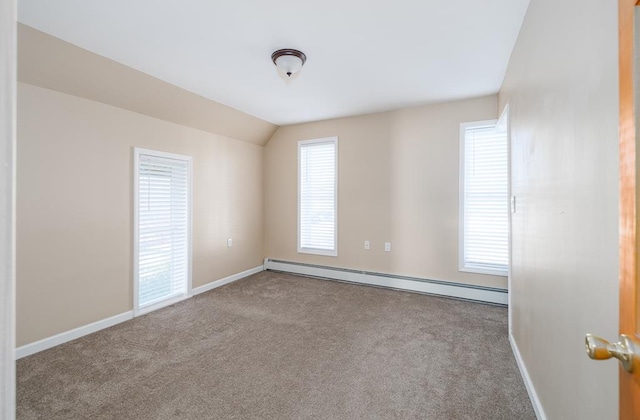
18, 0, 530, 126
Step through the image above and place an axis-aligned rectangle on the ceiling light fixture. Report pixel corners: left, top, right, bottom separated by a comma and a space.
271, 48, 307, 79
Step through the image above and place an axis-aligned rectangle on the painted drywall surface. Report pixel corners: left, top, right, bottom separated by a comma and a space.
498, 0, 619, 418
16, 82, 264, 346
17, 24, 277, 147
265, 95, 505, 289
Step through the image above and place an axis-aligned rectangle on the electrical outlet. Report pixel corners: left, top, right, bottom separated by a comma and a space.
364, 240, 370, 250
385, 242, 391, 252
227, 238, 233, 248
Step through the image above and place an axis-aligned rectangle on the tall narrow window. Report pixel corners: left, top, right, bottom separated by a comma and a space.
460, 121, 509, 276
134, 148, 192, 315
298, 137, 338, 256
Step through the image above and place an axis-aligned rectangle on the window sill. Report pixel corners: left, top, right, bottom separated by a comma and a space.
297, 248, 338, 257
459, 266, 508, 277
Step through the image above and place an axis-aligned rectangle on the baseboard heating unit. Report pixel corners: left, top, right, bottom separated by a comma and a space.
263, 259, 508, 306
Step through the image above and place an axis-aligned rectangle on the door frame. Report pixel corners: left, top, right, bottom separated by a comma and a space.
618, 0, 640, 417
0, 0, 17, 418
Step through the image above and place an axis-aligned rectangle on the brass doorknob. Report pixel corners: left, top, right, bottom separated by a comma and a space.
585, 333, 640, 373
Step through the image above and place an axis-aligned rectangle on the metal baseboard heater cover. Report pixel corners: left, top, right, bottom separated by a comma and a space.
263, 259, 508, 306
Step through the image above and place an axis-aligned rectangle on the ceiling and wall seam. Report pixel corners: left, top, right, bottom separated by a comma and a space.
18, 0, 530, 126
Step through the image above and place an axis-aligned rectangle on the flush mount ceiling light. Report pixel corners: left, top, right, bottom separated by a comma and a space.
271, 48, 307, 79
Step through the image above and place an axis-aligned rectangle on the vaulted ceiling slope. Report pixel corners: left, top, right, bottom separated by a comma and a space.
18, 0, 530, 126
18, 25, 277, 146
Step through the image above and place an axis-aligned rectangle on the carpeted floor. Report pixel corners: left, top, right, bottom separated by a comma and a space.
17, 271, 535, 419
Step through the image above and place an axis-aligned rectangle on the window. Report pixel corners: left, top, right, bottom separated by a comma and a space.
134, 148, 192, 315
298, 137, 338, 256
459, 120, 509, 276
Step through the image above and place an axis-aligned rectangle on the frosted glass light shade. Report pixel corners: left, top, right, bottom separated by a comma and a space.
275, 55, 303, 76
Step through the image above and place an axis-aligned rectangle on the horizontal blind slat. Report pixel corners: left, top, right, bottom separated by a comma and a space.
137, 151, 190, 309
300, 140, 337, 253
463, 125, 508, 272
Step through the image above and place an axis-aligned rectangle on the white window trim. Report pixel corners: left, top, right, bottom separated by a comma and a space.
497, 105, 512, 282
498, 104, 513, 336
133, 147, 193, 316
459, 120, 509, 277
297, 137, 338, 257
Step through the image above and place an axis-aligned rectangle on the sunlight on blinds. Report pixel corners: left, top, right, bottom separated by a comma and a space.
299, 138, 337, 255
462, 124, 508, 274
137, 153, 189, 308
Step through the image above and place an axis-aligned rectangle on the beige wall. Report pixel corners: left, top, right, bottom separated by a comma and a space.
17, 82, 265, 346
499, 0, 619, 418
265, 95, 505, 289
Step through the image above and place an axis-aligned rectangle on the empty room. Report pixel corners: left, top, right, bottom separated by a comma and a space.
1, 0, 637, 419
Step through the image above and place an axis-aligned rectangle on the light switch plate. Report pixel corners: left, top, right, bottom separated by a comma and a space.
364, 240, 370, 250
227, 238, 233, 247
385, 242, 391, 252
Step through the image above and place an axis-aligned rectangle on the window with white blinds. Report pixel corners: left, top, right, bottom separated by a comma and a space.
134, 148, 192, 315
459, 121, 509, 276
298, 137, 338, 256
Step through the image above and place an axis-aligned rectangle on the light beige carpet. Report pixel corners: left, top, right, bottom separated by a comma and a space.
17, 271, 535, 419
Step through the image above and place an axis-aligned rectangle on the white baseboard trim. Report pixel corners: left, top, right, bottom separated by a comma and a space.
510, 333, 546, 420
191, 265, 264, 296
264, 259, 507, 305
16, 311, 133, 359
16, 265, 264, 359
